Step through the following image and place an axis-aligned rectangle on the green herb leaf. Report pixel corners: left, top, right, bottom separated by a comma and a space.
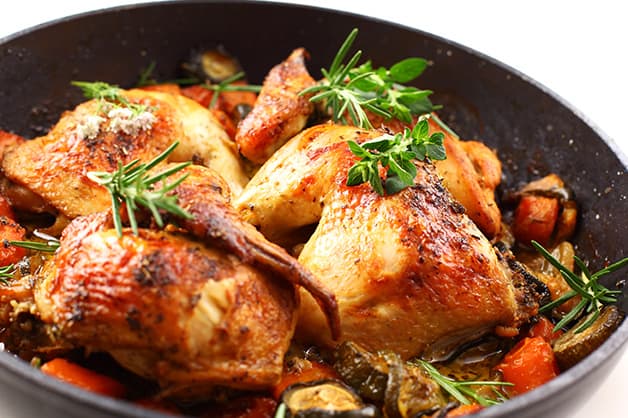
72, 80, 149, 116
8, 240, 59, 253
534, 240, 625, 334
0, 264, 16, 285
346, 119, 447, 195
301, 29, 439, 129
201, 71, 262, 108
87, 141, 194, 237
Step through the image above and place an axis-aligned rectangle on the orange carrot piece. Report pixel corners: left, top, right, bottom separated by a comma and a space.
0, 216, 27, 265
512, 195, 559, 246
271, 360, 339, 400
40, 358, 127, 398
526, 316, 562, 343
445, 404, 484, 417
495, 337, 559, 396
181, 84, 215, 108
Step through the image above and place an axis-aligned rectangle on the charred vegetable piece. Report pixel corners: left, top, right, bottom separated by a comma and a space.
383, 355, 444, 418
494, 337, 559, 395
280, 380, 379, 418
333, 342, 444, 418
552, 305, 625, 370
333, 341, 389, 403
182, 47, 242, 82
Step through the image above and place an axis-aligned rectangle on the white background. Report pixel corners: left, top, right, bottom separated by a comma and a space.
0, 1, 626, 417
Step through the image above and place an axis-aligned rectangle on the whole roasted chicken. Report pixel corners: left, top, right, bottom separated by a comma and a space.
236, 123, 545, 359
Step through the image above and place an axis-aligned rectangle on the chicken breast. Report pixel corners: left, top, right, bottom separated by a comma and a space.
2, 88, 249, 219
235, 123, 543, 359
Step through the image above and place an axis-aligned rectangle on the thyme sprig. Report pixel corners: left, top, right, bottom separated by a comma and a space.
416, 360, 512, 407
534, 241, 626, 334
0, 264, 15, 285
201, 71, 262, 108
86, 141, 194, 237
346, 118, 445, 195
72, 80, 149, 116
300, 28, 439, 129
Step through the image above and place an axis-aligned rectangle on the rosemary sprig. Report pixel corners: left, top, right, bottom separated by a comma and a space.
346, 118, 445, 195
86, 141, 194, 237
0, 264, 15, 285
8, 240, 59, 253
202, 71, 262, 108
416, 360, 512, 407
533, 241, 625, 334
72, 80, 149, 116
300, 28, 439, 129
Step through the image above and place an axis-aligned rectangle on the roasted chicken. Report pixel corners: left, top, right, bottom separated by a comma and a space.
27, 164, 337, 399
1, 89, 249, 219
236, 123, 544, 359
235, 48, 316, 164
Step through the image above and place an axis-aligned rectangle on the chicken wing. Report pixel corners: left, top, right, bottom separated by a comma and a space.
2, 88, 249, 219
235, 48, 316, 164
235, 123, 544, 359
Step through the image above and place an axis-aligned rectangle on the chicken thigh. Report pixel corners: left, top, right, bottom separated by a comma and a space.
235, 123, 544, 359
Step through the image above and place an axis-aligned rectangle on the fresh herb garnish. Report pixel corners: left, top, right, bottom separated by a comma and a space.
416, 359, 511, 407
202, 71, 262, 108
72, 80, 149, 116
273, 403, 286, 418
534, 240, 626, 334
0, 264, 15, 285
346, 118, 445, 195
300, 28, 439, 129
86, 141, 194, 237
8, 240, 59, 253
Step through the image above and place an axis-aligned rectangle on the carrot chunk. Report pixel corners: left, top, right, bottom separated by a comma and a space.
0, 216, 27, 265
512, 195, 559, 246
495, 337, 559, 395
40, 358, 127, 398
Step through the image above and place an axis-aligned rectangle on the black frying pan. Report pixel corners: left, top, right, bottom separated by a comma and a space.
0, 1, 626, 417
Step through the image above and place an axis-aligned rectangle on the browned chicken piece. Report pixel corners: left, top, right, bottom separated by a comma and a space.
32, 164, 338, 399
235, 48, 316, 164
372, 116, 503, 238
35, 211, 297, 400
1, 89, 249, 219
235, 123, 544, 359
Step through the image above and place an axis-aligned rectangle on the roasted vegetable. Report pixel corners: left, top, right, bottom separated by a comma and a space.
273, 356, 340, 400
495, 337, 559, 395
511, 174, 577, 247
182, 47, 242, 83
280, 380, 379, 418
333, 341, 389, 403
552, 305, 625, 370
40, 358, 127, 398
333, 342, 444, 418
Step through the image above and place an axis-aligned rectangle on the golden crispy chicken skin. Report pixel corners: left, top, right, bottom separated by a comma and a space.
235, 123, 542, 359
2, 89, 248, 219
235, 48, 316, 164
35, 211, 298, 399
